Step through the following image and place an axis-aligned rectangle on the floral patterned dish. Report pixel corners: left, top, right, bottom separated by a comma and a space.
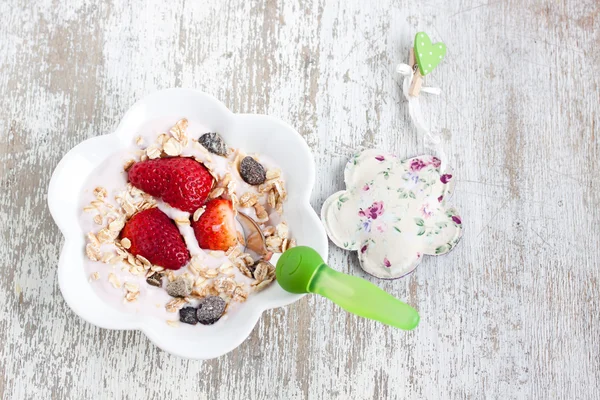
321, 149, 463, 279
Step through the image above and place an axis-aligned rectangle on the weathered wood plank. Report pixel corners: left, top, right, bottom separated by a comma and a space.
1, 0, 599, 398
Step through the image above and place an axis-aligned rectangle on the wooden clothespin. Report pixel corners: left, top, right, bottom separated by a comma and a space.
408, 48, 423, 97
408, 32, 447, 97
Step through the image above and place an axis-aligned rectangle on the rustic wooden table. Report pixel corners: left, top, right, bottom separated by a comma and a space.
1, 0, 599, 398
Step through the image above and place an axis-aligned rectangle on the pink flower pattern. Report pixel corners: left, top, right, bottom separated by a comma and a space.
323, 150, 463, 279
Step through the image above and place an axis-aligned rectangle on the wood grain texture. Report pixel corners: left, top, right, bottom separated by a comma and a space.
1, 0, 599, 398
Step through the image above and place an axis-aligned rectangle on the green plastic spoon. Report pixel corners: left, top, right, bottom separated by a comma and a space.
275, 246, 420, 330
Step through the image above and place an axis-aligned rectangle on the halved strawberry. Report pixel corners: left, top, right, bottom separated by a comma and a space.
191, 198, 237, 251
120, 208, 190, 270
128, 157, 214, 213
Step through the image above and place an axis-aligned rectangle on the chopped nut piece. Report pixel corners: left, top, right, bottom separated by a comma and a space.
163, 138, 183, 156
120, 238, 131, 249
193, 206, 206, 222
108, 273, 121, 288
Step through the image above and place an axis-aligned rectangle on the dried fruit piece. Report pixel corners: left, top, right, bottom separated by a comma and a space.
198, 132, 228, 156
239, 156, 266, 185
196, 296, 227, 325
166, 277, 193, 297
179, 307, 199, 325
146, 273, 163, 287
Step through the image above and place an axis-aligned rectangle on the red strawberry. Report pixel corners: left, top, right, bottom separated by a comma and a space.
192, 198, 237, 251
120, 208, 190, 270
128, 157, 214, 213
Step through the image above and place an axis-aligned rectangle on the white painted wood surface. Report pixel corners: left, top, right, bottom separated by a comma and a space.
1, 0, 599, 398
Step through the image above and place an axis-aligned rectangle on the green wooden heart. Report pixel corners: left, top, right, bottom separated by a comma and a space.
414, 32, 446, 76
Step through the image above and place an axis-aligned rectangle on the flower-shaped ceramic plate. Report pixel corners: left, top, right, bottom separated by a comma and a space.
321, 149, 462, 279
48, 88, 328, 359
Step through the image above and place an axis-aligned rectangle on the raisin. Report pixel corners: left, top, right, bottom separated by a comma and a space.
146, 274, 163, 288
239, 156, 266, 185
179, 307, 198, 325
198, 132, 228, 156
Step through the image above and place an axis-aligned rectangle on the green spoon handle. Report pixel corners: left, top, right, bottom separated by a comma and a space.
309, 265, 420, 330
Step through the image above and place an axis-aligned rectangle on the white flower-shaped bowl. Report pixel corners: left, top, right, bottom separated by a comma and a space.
48, 88, 328, 359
